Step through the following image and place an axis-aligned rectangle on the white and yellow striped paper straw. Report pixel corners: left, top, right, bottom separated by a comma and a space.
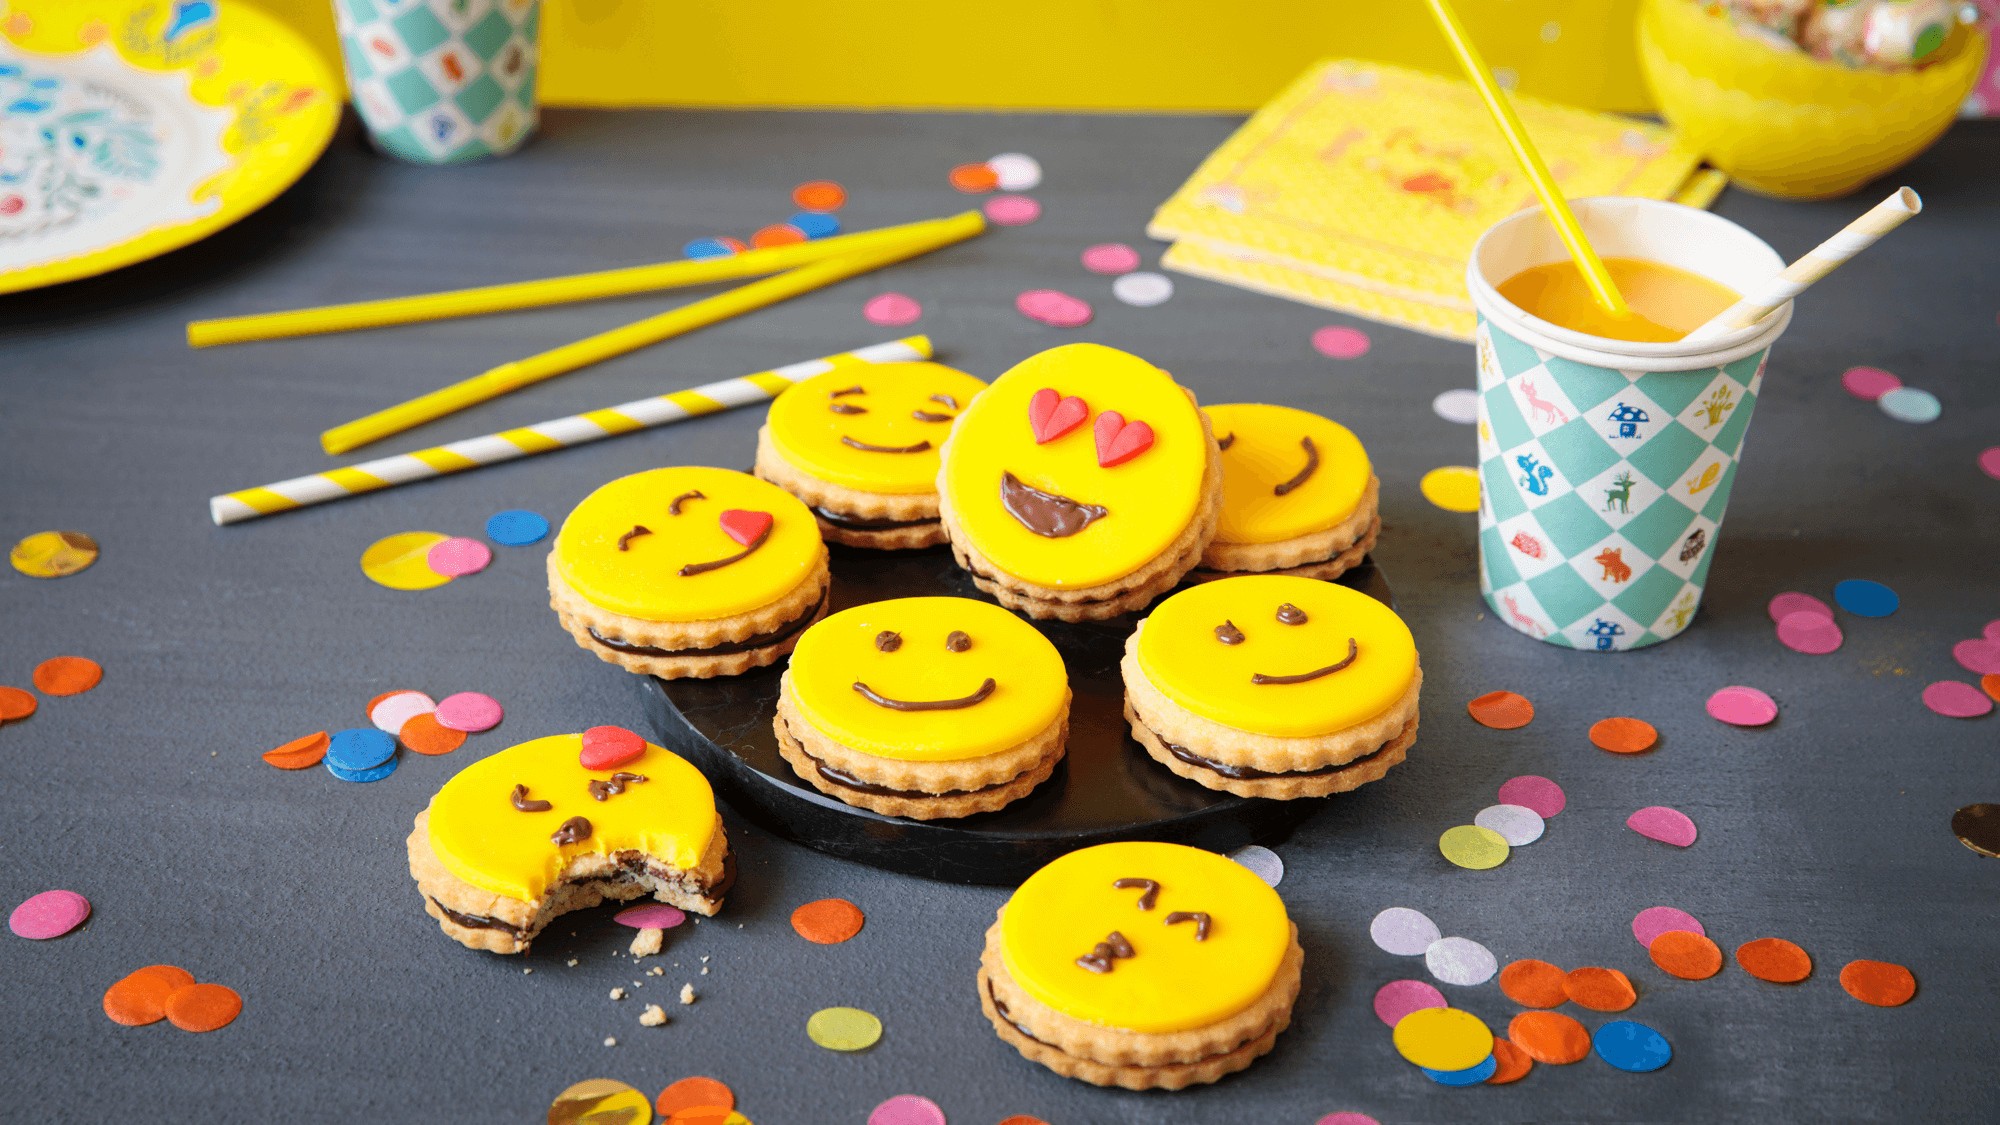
209, 337, 931, 526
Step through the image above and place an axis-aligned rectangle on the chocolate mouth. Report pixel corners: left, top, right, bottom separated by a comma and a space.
841, 436, 932, 453
589, 584, 827, 658
1001, 471, 1107, 538
852, 677, 997, 711
1251, 638, 1358, 686
1144, 720, 1394, 781
779, 718, 1025, 799
811, 506, 941, 532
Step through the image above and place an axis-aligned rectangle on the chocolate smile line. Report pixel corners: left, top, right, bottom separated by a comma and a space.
840, 436, 932, 453
852, 678, 997, 711
1251, 637, 1358, 685
678, 523, 771, 577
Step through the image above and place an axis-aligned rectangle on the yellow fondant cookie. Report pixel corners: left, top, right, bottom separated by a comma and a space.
766, 362, 988, 494
1206, 403, 1371, 544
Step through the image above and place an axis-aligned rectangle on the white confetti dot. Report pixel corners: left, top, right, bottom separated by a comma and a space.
1425, 936, 1498, 986
1432, 388, 1479, 424
1878, 386, 1941, 423
1474, 803, 1546, 846
987, 152, 1042, 191
1112, 271, 1173, 307
1228, 844, 1284, 887
1492, 67, 1519, 91
1541, 21, 1561, 43
1370, 907, 1441, 956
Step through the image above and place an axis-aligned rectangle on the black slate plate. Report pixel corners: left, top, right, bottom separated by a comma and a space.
641, 544, 1395, 885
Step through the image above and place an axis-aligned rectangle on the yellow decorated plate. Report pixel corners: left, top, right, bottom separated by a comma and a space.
0, 1, 339, 294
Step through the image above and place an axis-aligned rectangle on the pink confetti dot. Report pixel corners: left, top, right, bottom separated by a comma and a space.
9, 889, 90, 939
1497, 775, 1565, 818
1955, 639, 2000, 676
868, 1095, 946, 1125
426, 536, 492, 577
1707, 686, 1778, 727
1923, 681, 1994, 718
1081, 243, 1141, 274
863, 292, 923, 327
1840, 366, 1903, 400
370, 691, 436, 736
1628, 806, 1699, 847
1985, 619, 2000, 643
614, 903, 687, 929
1311, 325, 1372, 359
1979, 447, 2000, 480
1317, 1117, 1383, 1125
1016, 289, 1093, 328
1776, 611, 1844, 655
1632, 906, 1705, 948
433, 691, 503, 732
1373, 979, 1447, 1027
983, 194, 1041, 226
1767, 591, 1833, 623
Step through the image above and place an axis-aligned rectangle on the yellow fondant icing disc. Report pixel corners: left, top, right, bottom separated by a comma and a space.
1000, 840, 1291, 1034
1206, 403, 1370, 545
767, 362, 988, 494
1136, 574, 1417, 738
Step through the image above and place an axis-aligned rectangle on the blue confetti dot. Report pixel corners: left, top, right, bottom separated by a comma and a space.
326, 755, 400, 783
1877, 386, 1941, 424
1593, 1020, 1672, 1072
682, 237, 738, 260
1834, 579, 1899, 617
485, 509, 550, 546
325, 728, 396, 772
1421, 1053, 1497, 1085
788, 211, 841, 239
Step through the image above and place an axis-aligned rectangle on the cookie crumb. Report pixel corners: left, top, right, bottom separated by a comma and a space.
679, 983, 696, 1005
639, 1004, 667, 1027
629, 926, 664, 958
609, 987, 626, 1000
701, 955, 710, 962
701, 967, 709, 975
522, 968, 532, 974
567, 959, 578, 967
603, 1037, 617, 1047
649, 967, 664, 977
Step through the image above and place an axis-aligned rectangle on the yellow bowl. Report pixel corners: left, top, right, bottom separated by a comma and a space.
1638, 0, 1986, 200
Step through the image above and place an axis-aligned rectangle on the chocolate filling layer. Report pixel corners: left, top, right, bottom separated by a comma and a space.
812, 506, 942, 531
430, 897, 525, 937
780, 719, 1024, 799
589, 585, 827, 657
1148, 721, 1393, 781
986, 979, 1259, 1065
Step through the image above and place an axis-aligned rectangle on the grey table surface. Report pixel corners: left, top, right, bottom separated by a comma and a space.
3, 109, 1996, 1125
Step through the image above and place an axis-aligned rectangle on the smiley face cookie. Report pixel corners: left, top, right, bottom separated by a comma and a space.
755, 362, 989, 549
1122, 574, 1421, 799
936, 343, 1222, 621
407, 728, 732, 954
1195, 403, 1381, 582
978, 840, 1304, 1090
548, 466, 831, 679
774, 596, 1070, 820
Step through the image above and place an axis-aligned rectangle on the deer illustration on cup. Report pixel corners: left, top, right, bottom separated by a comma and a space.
1604, 471, 1636, 514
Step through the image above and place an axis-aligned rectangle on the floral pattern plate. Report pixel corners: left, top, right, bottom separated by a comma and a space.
0, 1, 339, 294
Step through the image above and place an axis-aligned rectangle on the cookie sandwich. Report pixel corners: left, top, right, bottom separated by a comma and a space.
1195, 402, 1380, 581
755, 361, 988, 549
549, 466, 830, 679
978, 840, 1304, 1090
1121, 573, 1421, 799
937, 343, 1221, 621
408, 727, 731, 954
774, 596, 1070, 820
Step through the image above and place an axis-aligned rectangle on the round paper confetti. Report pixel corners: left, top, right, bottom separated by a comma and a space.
615, 903, 687, 929
684, 237, 741, 260
327, 756, 398, 783
1631, 906, 1704, 948
32, 656, 101, 696
1987, 674, 2000, 703
1498, 960, 1568, 1008
806, 1006, 882, 1051
1878, 386, 1941, 423
1839, 960, 1916, 1006
1988, 621, 2000, 642
369, 692, 436, 736
1981, 447, 2000, 480
987, 152, 1042, 190
10, 889, 89, 938
552, 1080, 651, 1125
1498, 776, 1565, 818
1373, 979, 1446, 1027
1736, 937, 1812, 982
983, 194, 1041, 225
948, 162, 998, 193
1419, 466, 1481, 512
1015, 289, 1093, 327
1473, 804, 1544, 845
1081, 243, 1140, 274
326, 728, 397, 772
365, 690, 411, 717
1649, 930, 1724, 979
1627, 806, 1698, 847
996, 1117, 1051, 1125
1485, 1038, 1533, 1084
1767, 591, 1833, 623
1564, 966, 1636, 1012
1776, 611, 1844, 655
868, 1095, 944, 1125
163, 982, 242, 1032
1228, 844, 1284, 886
1593, 1020, 1671, 1072
669, 1108, 743, 1125
398, 712, 465, 756
1923, 681, 1992, 718
1422, 1054, 1497, 1086
1112, 271, 1174, 307
657, 1077, 733, 1117
104, 968, 183, 1026
752, 224, 806, 248
1311, 325, 1371, 359
1439, 825, 1510, 869
1392, 1006, 1493, 1071
1432, 389, 1479, 424
0, 685, 35, 722
362, 532, 453, 590
486, 509, 549, 546
863, 292, 923, 327
1952, 639, 2000, 675
791, 899, 865, 944
1840, 366, 1902, 400
262, 731, 330, 770
1370, 907, 1440, 955
1951, 802, 2000, 857
10, 530, 98, 578
789, 211, 840, 239
1467, 690, 1533, 729
1315, 1116, 1381, 1125
1426, 936, 1498, 986
1589, 716, 1658, 753
426, 537, 491, 578
1834, 579, 1898, 617
1509, 1011, 1591, 1064
1707, 686, 1778, 726
434, 692, 503, 732
793, 180, 846, 212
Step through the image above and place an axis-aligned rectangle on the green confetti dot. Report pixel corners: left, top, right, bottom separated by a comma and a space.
1439, 824, 1510, 870
806, 1006, 882, 1051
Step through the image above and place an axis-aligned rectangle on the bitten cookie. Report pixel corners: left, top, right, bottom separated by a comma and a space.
754, 361, 989, 549
407, 729, 732, 954
978, 840, 1304, 1090
548, 466, 830, 679
1121, 574, 1421, 799
937, 343, 1222, 621
1194, 402, 1381, 582
774, 596, 1070, 820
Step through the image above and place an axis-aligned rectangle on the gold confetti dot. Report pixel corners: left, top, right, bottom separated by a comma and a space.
10, 531, 98, 578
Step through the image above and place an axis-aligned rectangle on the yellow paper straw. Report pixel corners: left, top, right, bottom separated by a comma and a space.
209, 336, 931, 526
187, 213, 972, 348
320, 210, 983, 454
1422, 0, 1631, 318
1683, 187, 1921, 342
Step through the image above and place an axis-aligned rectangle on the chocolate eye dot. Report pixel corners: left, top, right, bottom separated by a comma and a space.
1214, 620, 1245, 645
945, 630, 971, 652
1276, 603, 1308, 625
874, 631, 902, 652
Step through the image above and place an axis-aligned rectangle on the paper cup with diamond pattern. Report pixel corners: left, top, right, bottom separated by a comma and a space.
1466, 198, 1792, 652
333, 0, 538, 164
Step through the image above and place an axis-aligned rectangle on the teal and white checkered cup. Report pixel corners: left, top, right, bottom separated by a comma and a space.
1466, 198, 1793, 652
333, 0, 538, 164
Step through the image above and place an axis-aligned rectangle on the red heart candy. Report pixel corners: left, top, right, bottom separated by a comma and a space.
718, 509, 773, 546
1093, 410, 1155, 467
1028, 387, 1089, 444
580, 725, 645, 770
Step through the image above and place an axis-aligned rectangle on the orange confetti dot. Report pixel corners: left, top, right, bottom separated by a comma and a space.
163, 982, 242, 1032
103, 969, 183, 1026
262, 731, 330, 770
997, 1117, 1053, 1125
1498, 959, 1568, 1008
1589, 716, 1658, 754
1737, 937, 1812, 983
1649, 930, 1723, 980
751, 223, 806, 248
1507, 1010, 1591, 1064
1983, 673, 2000, 703
1564, 966, 1637, 1011
790, 898, 865, 944
0, 685, 36, 721
1485, 1037, 1533, 1084
657, 1077, 734, 1117
398, 712, 466, 756
135, 964, 196, 991
1839, 959, 1916, 1006
1467, 690, 1533, 729
669, 1109, 731, 1125
948, 162, 999, 193
32, 655, 101, 696
793, 180, 846, 211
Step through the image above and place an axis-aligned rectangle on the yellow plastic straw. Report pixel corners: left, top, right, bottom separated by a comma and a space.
318, 210, 984, 454
1422, 0, 1631, 319
187, 213, 975, 348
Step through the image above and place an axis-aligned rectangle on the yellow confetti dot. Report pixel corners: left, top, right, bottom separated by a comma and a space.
806, 1006, 882, 1051
360, 531, 453, 590
1420, 466, 1481, 513
1392, 1006, 1494, 1071
10, 530, 99, 578
1439, 824, 1511, 870
548, 1079, 652, 1125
